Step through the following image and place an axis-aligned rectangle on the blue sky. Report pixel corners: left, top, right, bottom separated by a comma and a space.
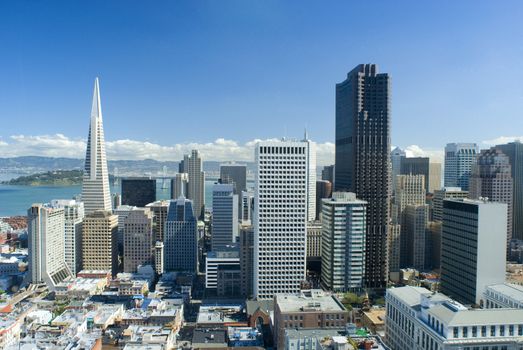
1, 1, 523, 163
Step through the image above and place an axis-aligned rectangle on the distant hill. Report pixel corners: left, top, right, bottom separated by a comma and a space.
0, 156, 256, 178
2, 170, 84, 186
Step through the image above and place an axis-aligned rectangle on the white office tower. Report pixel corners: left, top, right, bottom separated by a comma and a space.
303, 132, 317, 222
320, 192, 367, 292
444, 143, 478, 191
441, 199, 507, 305
51, 199, 84, 276
386, 286, 523, 350
28, 204, 72, 290
254, 140, 309, 299
154, 241, 164, 275
123, 208, 154, 273
181, 150, 205, 219
81, 78, 112, 214
211, 183, 239, 251
241, 189, 254, 225
171, 172, 189, 199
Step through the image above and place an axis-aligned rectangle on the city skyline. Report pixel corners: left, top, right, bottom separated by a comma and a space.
1, 1, 523, 164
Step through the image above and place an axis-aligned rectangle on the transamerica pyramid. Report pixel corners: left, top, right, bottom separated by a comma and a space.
81, 78, 112, 214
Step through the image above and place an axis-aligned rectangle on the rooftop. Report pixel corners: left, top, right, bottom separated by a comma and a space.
275, 290, 346, 313
192, 328, 227, 345
430, 304, 523, 326
486, 283, 523, 303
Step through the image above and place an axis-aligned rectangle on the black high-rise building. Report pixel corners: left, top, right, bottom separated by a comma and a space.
121, 178, 156, 207
496, 141, 523, 240
321, 165, 335, 184
315, 180, 332, 220
400, 157, 430, 193
335, 64, 391, 289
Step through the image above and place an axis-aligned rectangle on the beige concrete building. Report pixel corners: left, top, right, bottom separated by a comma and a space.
145, 200, 170, 242
306, 221, 322, 258
428, 162, 442, 193
123, 208, 154, 273
273, 289, 349, 349
393, 175, 426, 270
82, 210, 118, 276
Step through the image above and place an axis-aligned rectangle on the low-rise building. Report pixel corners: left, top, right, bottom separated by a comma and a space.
55, 277, 107, 299
386, 286, 523, 350
361, 307, 386, 335
121, 325, 176, 349
227, 327, 263, 347
197, 304, 247, 328
484, 283, 523, 309
192, 328, 227, 349
205, 249, 240, 289
274, 289, 349, 350
284, 328, 389, 350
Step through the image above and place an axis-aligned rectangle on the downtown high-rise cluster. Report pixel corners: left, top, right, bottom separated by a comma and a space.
20, 65, 523, 350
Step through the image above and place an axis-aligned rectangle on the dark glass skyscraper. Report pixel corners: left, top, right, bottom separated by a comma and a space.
496, 141, 523, 240
220, 164, 247, 194
121, 178, 156, 207
335, 64, 391, 289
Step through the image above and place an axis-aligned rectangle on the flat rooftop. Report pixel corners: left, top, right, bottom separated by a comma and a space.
275, 290, 346, 313
486, 283, 523, 303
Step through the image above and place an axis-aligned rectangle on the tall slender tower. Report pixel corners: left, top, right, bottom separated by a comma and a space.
254, 140, 309, 299
82, 78, 112, 214
181, 150, 205, 220
335, 64, 391, 289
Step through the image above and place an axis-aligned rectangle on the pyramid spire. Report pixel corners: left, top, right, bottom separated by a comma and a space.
91, 77, 102, 122
82, 77, 112, 214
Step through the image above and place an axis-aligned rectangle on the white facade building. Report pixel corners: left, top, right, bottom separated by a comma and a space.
51, 200, 85, 276
484, 283, 523, 309
444, 143, 479, 192
441, 199, 507, 306
320, 192, 367, 292
81, 78, 112, 214
254, 140, 309, 299
386, 286, 523, 350
28, 203, 72, 289
154, 241, 164, 275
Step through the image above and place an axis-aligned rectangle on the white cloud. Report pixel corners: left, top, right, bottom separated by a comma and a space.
482, 136, 523, 146
0, 134, 336, 165
403, 145, 444, 163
